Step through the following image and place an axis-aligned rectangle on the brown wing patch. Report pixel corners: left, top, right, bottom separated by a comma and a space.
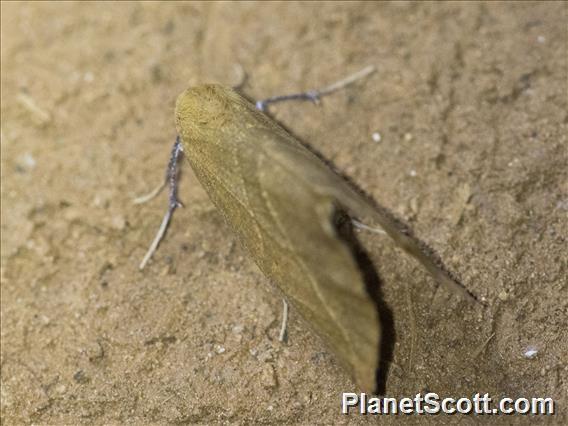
257, 158, 382, 392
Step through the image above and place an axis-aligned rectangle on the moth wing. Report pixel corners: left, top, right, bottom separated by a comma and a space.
257, 156, 381, 392
256, 129, 475, 302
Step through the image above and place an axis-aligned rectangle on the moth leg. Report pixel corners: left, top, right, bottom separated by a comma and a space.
133, 180, 167, 204
255, 65, 376, 112
139, 136, 184, 270
278, 299, 289, 343
255, 90, 320, 112
351, 218, 387, 236
133, 137, 184, 204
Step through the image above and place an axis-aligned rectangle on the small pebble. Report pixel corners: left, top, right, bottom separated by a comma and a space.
409, 197, 419, 216
21, 153, 36, 169
523, 346, 538, 359
73, 370, 89, 384
497, 290, 510, 301
261, 363, 277, 389
84, 72, 94, 82
111, 215, 126, 231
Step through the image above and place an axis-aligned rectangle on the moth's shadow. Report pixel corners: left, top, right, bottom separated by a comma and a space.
336, 211, 395, 396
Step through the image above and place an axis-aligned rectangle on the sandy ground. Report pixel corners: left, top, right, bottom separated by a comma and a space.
1, 2, 566, 424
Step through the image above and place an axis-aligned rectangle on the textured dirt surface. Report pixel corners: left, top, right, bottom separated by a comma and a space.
1, 2, 566, 424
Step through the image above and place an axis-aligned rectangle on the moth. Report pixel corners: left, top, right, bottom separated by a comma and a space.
139, 69, 475, 393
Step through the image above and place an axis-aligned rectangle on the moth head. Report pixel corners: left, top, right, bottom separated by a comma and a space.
175, 84, 242, 143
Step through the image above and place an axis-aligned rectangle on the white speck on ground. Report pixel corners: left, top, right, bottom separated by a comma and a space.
523, 347, 538, 359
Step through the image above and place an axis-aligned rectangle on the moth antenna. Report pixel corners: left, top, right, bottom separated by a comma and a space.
255, 65, 376, 111
139, 137, 184, 270
278, 299, 289, 343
